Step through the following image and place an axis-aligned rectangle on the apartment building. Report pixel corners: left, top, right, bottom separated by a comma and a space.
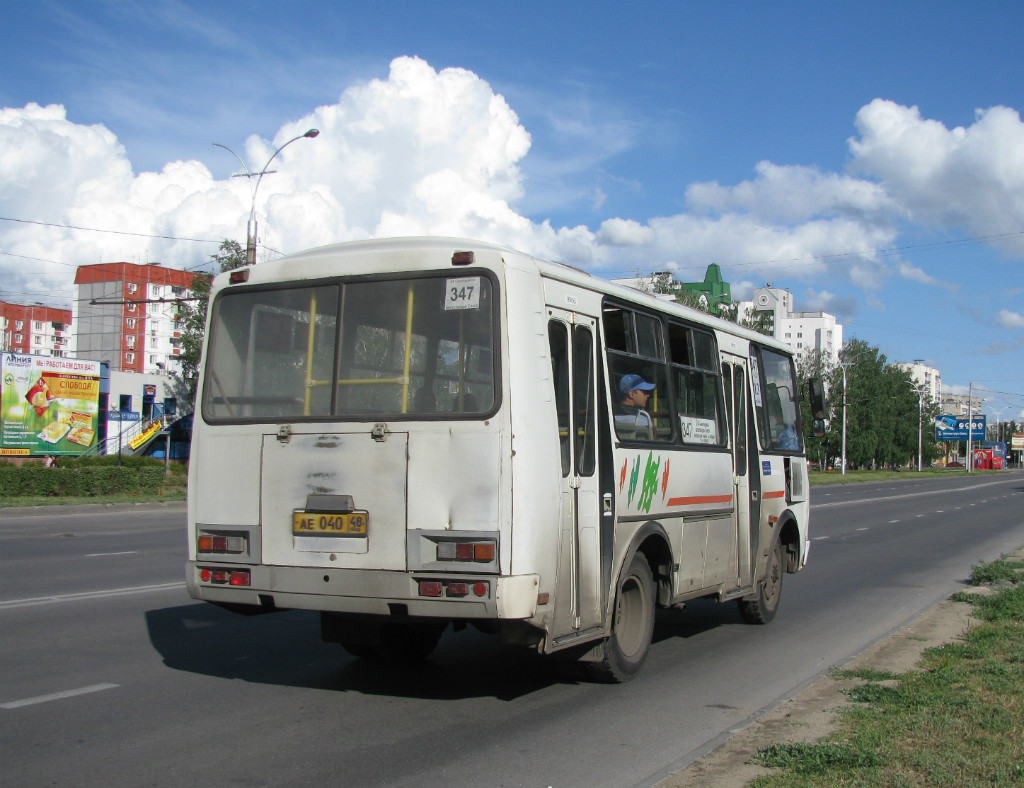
894, 360, 942, 405
940, 392, 983, 417
72, 262, 197, 374
739, 285, 843, 368
0, 301, 73, 358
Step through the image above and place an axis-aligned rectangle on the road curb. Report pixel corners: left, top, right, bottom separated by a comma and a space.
0, 500, 186, 518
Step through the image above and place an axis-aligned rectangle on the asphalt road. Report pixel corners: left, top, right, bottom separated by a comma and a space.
2, 473, 1023, 788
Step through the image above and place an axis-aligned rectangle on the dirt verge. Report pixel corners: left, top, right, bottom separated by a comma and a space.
653, 594, 982, 788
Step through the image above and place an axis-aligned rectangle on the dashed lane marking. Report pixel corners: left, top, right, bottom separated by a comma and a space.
2, 683, 118, 710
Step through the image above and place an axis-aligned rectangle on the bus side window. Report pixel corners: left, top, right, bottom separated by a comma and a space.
670, 323, 725, 446
548, 321, 571, 476
752, 346, 801, 452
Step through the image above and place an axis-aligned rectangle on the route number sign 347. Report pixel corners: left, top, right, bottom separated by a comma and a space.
445, 278, 481, 311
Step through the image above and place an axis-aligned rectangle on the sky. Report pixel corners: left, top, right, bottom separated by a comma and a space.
1, 0, 1022, 423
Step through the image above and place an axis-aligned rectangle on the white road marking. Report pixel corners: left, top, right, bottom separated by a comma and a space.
2, 683, 118, 709
810, 478, 1011, 509
0, 581, 184, 610
85, 551, 138, 557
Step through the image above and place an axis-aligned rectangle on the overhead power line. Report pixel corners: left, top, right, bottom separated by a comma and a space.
0, 216, 221, 244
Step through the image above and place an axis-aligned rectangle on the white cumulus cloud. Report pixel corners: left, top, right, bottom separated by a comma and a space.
849, 100, 1024, 256
3, 62, 1024, 323
996, 309, 1024, 330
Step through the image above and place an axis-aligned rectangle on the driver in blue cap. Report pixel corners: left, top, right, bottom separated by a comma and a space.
615, 373, 656, 438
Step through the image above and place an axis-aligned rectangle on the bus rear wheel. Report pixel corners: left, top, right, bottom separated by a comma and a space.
738, 538, 783, 624
372, 621, 447, 663
587, 553, 655, 683
338, 621, 446, 663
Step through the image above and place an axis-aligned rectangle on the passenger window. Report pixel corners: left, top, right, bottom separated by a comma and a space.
669, 322, 725, 446
604, 302, 672, 443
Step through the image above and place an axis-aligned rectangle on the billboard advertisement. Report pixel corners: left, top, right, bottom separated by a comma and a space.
1, 353, 101, 457
934, 414, 986, 442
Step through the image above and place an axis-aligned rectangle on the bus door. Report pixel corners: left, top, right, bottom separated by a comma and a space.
547, 310, 603, 639
722, 354, 760, 587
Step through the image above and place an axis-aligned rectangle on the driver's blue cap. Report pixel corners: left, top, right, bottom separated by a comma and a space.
619, 374, 655, 396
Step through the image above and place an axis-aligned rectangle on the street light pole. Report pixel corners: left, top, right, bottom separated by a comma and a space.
917, 387, 923, 472
213, 128, 319, 266
840, 362, 852, 475
991, 406, 1007, 444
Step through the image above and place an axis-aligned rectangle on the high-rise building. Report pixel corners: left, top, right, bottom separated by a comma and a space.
72, 262, 197, 374
940, 392, 983, 417
738, 285, 843, 368
0, 301, 73, 357
894, 360, 942, 404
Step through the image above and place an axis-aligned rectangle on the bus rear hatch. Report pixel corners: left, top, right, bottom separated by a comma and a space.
260, 430, 408, 571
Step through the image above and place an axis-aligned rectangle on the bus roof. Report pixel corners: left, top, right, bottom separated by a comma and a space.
221, 236, 796, 356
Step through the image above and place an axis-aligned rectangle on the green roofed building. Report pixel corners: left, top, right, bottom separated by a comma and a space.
676, 263, 731, 311
610, 263, 732, 312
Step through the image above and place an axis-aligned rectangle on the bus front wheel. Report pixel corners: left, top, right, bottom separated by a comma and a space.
587, 553, 656, 683
738, 538, 783, 624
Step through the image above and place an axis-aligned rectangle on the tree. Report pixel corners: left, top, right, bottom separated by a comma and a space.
797, 338, 948, 471
650, 273, 774, 336
176, 239, 246, 408
716, 302, 774, 336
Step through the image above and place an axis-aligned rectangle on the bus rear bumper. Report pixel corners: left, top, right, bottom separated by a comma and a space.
186, 562, 540, 620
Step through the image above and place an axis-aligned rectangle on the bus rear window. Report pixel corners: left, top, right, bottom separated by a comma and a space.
203, 274, 496, 421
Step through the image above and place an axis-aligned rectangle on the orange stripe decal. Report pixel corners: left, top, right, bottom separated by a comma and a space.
763, 490, 786, 499
667, 494, 734, 506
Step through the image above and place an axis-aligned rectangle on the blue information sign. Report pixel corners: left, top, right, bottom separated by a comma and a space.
108, 410, 141, 422
935, 414, 985, 441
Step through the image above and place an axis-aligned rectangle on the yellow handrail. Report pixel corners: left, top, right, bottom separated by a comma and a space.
400, 284, 414, 413
457, 313, 466, 410
303, 290, 318, 416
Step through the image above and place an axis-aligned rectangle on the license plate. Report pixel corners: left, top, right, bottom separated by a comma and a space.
292, 511, 368, 537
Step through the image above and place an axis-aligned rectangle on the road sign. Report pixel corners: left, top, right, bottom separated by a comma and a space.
108, 410, 141, 422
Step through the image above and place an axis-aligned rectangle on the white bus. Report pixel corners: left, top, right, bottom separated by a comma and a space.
186, 237, 818, 681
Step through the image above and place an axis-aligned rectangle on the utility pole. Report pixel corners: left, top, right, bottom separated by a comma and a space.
967, 382, 973, 473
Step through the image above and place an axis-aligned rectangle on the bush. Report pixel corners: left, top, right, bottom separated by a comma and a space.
0, 459, 177, 498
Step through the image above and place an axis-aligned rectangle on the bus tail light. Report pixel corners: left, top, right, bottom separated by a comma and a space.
198, 535, 245, 553
418, 581, 443, 597
199, 567, 251, 586
418, 580, 489, 598
436, 540, 495, 562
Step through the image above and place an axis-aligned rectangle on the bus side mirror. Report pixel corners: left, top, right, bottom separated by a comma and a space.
808, 377, 826, 420
812, 418, 826, 438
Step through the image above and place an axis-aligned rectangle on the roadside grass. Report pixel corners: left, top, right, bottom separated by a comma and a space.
808, 467, 975, 486
747, 555, 1024, 788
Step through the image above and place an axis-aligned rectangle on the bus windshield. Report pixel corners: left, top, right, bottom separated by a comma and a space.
202, 273, 497, 421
